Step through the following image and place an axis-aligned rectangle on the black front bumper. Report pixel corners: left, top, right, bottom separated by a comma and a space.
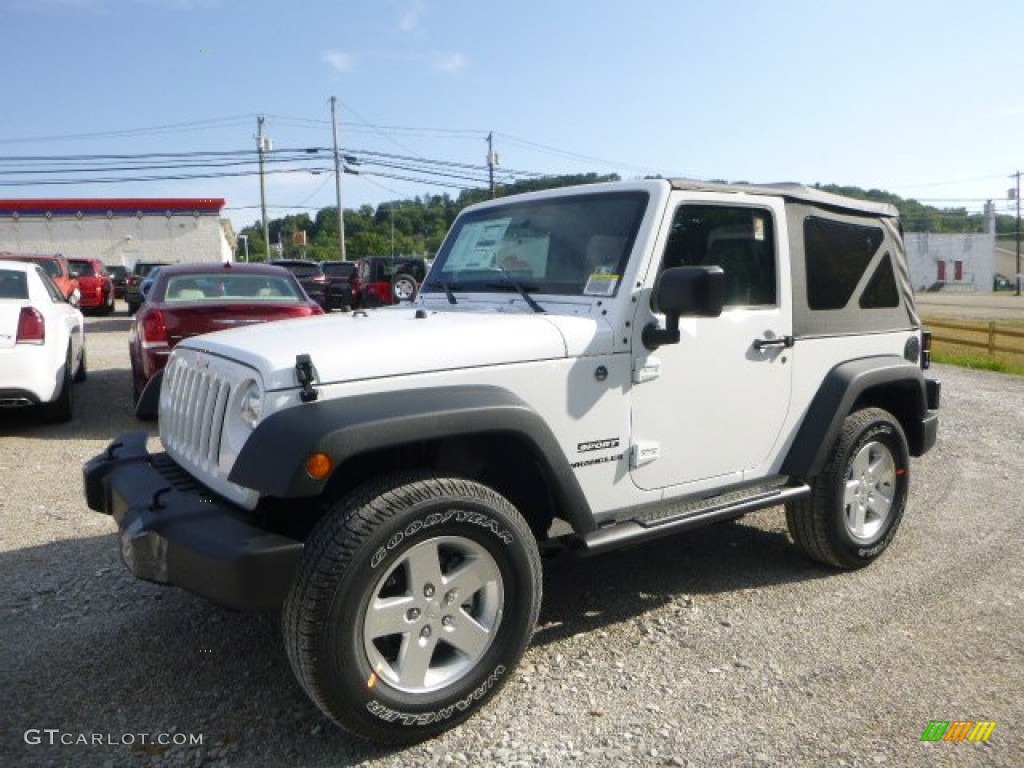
83, 432, 303, 611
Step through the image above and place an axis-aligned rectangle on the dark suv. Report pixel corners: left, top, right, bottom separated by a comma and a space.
270, 259, 328, 309
126, 261, 170, 313
320, 260, 357, 310
351, 256, 427, 308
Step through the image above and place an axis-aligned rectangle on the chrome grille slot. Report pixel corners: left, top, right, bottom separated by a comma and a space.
161, 356, 232, 469
158, 350, 262, 511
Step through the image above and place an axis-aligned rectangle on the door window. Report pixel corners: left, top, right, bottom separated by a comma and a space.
660, 205, 777, 307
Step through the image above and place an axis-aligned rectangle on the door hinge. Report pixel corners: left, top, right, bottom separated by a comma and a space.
630, 441, 660, 468
632, 357, 662, 384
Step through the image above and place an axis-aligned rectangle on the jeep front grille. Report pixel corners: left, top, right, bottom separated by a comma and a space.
161, 358, 231, 468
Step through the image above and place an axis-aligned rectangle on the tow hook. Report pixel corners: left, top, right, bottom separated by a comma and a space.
295, 354, 319, 403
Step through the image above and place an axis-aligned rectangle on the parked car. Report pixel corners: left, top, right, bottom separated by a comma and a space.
107, 265, 128, 299
350, 256, 428, 308
993, 273, 1018, 291
67, 257, 115, 315
126, 261, 170, 314
270, 259, 328, 308
129, 262, 323, 417
0, 260, 86, 422
139, 266, 164, 301
320, 260, 357, 310
0, 252, 79, 303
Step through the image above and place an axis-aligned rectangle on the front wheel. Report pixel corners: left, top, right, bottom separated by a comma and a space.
283, 474, 542, 744
786, 407, 909, 569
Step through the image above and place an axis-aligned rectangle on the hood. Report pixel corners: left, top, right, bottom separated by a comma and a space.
178, 306, 612, 391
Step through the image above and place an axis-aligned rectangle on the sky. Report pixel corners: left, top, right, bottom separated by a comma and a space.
1, 0, 1022, 234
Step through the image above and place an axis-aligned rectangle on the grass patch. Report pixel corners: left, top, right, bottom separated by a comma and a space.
931, 350, 1024, 375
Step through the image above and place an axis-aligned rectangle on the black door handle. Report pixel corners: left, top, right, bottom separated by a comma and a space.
753, 335, 794, 351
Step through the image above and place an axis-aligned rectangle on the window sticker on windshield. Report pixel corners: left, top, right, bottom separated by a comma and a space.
584, 273, 619, 296
446, 220, 512, 270
753, 216, 765, 241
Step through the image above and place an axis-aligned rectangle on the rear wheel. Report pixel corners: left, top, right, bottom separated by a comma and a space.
786, 408, 909, 569
283, 473, 541, 744
73, 347, 87, 383
41, 346, 74, 423
392, 274, 418, 303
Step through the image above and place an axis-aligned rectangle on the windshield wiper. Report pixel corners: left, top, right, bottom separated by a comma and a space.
439, 281, 458, 305
485, 268, 545, 313
422, 279, 458, 304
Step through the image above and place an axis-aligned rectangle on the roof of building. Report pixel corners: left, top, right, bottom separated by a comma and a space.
0, 198, 225, 214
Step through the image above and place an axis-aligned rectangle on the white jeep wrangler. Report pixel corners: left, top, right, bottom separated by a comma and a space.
85, 179, 940, 743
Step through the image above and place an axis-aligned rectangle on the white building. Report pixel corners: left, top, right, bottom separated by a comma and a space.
0, 198, 234, 269
905, 232, 995, 292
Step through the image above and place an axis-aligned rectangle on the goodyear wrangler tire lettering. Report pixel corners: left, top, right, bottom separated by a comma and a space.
785, 408, 910, 570
365, 665, 507, 726
371, 508, 514, 569
283, 473, 541, 745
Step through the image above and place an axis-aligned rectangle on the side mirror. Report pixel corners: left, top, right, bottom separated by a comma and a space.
643, 266, 724, 350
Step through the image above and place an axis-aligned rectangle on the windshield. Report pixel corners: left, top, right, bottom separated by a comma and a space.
37, 259, 62, 279
424, 191, 648, 298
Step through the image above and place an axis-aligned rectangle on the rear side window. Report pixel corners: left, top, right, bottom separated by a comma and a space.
859, 252, 900, 308
70, 260, 97, 277
0, 269, 29, 299
804, 217, 884, 310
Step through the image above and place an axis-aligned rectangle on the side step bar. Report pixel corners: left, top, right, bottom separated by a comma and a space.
573, 483, 811, 556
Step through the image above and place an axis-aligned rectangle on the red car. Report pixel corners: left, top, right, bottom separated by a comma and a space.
68, 257, 115, 315
129, 262, 323, 417
0, 252, 79, 302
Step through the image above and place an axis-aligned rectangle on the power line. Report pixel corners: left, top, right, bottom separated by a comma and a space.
0, 115, 256, 145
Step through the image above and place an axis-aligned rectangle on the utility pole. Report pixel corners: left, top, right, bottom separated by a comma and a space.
257, 116, 271, 260
487, 132, 496, 198
331, 96, 347, 261
1012, 170, 1021, 297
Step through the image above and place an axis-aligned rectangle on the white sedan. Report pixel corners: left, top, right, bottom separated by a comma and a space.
0, 260, 86, 422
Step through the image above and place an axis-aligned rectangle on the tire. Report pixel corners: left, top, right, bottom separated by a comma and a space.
128, 301, 140, 315
785, 407, 909, 570
41, 347, 74, 423
283, 473, 542, 744
73, 347, 87, 383
391, 274, 418, 303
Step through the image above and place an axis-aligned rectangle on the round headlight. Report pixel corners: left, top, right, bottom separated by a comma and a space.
240, 381, 263, 426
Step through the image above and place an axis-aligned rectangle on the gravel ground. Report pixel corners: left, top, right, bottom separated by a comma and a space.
1, 306, 1021, 768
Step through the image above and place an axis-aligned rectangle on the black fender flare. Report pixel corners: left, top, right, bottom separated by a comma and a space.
780, 356, 929, 480
228, 385, 596, 533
